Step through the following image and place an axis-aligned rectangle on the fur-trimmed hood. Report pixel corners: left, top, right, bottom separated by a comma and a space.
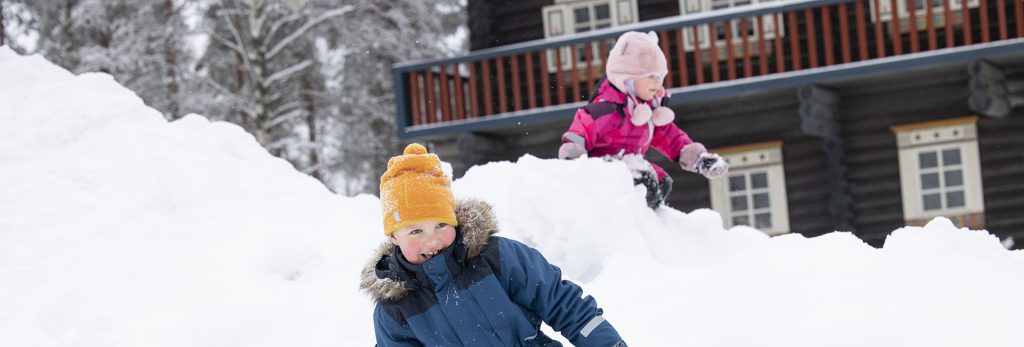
360, 198, 499, 303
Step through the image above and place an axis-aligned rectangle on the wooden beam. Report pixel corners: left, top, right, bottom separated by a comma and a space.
693, 26, 705, 83
424, 70, 437, 123
980, 0, 990, 42
496, 58, 507, 113
454, 65, 465, 120
838, 3, 851, 63
996, 0, 1007, 40
525, 52, 536, 110
482, 59, 493, 116
905, 0, 919, 52
539, 51, 551, 107
725, 21, 737, 80
789, 11, 802, 70
1017, 0, 1024, 38
660, 31, 674, 87
797, 84, 853, 232
926, 0, 937, 51
511, 54, 522, 112
962, 0, 973, 45
555, 48, 566, 104
709, 24, 721, 81
569, 46, 580, 102
890, 0, 903, 55
740, 19, 752, 78
756, 16, 769, 75
856, 0, 869, 60
677, 28, 690, 85
439, 66, 451, 122
944, 0, 955, 48
874, 0, 886, 57
889, 116, 978, 132
774, 14, 785, 72
806, 8, 819, 68
468, 61, 479, 118
409, 72, 421, 125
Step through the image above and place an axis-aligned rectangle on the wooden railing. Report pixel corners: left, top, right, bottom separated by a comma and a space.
392, 0, 1024, 138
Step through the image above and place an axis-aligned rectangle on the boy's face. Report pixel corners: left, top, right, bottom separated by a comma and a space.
633, 74, 663, 101
389, 221, 457, 265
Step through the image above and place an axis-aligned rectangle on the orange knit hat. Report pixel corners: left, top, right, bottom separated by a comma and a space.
379, 143, 458, 236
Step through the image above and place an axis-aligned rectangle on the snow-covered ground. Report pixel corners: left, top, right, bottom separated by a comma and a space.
2, 46, 1023, 346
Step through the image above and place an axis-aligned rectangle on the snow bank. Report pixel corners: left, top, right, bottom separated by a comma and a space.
3, 46, 1024, 346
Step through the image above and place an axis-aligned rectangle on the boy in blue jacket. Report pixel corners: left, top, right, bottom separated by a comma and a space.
361, 143, 627, 346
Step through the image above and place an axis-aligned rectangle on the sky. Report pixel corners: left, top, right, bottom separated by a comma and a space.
3, 46, 1024, 346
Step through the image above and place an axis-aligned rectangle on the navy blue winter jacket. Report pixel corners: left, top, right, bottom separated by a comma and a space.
361, 199, 626, 346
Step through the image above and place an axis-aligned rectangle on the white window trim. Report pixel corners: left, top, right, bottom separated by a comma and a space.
709, 141, 790, 236
678, 0, 784, 54
542, 0, 639, 72
893, 117, 985, 221
869, 0, 979, 24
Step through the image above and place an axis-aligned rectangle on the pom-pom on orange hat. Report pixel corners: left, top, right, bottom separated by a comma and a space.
379, 143, 458, 236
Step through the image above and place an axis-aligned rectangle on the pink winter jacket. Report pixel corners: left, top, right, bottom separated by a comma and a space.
562, 80, 695, 181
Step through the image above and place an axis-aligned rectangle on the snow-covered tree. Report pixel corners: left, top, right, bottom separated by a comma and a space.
195, 0, 352, 172
310, 0, 465, 194
1, 1, 7, 46
8, 0, 466, 194
8, 0, 189, 120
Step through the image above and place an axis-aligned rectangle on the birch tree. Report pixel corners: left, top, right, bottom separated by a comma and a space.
197, 0, 352, 167
311, 0, 465, 194
9, 0, 189, 120
1, 1, 7, 46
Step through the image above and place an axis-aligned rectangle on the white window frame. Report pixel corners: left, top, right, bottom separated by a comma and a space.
709, 141, 790, 235
869, 0, 979, 30
678, 0, 783, 55
542, 0, 639, 72
893, 117, 985, 221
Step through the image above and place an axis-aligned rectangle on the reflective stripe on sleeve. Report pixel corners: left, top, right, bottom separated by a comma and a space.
563, 132, 586, 146
580, 315, 606, 338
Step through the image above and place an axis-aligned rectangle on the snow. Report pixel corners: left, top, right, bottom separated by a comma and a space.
3, 45, 1024, 346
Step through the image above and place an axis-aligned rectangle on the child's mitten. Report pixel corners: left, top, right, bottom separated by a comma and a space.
678, 142, 707, 172
695, 152, 729, 179
558, 142, 587, 160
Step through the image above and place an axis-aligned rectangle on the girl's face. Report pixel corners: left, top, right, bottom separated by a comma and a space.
633, 74, 663, 101
389, 221, 456, 265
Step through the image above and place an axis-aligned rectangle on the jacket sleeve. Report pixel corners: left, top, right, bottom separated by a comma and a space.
373, 304, 423, 347
562, 107, 597, 150
496, 238, 625, 347
650, 122, 694, 162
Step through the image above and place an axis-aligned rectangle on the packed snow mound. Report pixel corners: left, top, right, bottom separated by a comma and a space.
3, 46, 1024, 346
0, 46, 382, 346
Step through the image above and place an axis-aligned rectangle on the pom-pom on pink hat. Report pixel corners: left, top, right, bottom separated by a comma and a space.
605, 31, 668, 93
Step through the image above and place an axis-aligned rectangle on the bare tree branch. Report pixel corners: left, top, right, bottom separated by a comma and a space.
262, 59, 312, 88
265, 6, 353, 60
265, 12, 302, 45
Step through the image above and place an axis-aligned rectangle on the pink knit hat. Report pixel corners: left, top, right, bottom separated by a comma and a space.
605, 31, 668, 92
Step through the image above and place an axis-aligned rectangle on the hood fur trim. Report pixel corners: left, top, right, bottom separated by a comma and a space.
360, 198, 500, 303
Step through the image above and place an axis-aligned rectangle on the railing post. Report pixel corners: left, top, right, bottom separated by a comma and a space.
980, 0, 990, 42
905, 0, 919, 52
944, 0, 955, 48
393, 67, 410, 138
806, 8, 819, 68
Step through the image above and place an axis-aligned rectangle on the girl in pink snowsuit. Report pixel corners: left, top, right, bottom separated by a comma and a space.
559, 31, 729, 208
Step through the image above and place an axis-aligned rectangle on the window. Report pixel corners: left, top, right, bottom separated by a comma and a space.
870, 0, 979, 32
678, 0, 783, 57
709, 141, 790, 235
542, 0, 639, 72
892, 117, 985, 228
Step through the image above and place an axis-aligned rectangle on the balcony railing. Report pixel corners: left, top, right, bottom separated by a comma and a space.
392, 0, 1024, 138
